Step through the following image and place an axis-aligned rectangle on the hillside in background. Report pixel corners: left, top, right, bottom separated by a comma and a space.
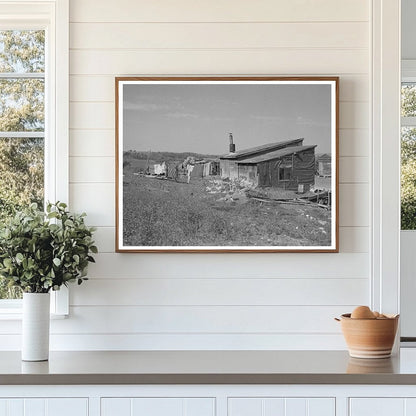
124, 150, 219, 163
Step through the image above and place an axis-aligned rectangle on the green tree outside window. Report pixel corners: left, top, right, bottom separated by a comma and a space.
0, 30, 45, 299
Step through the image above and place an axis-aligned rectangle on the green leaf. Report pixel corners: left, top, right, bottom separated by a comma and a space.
53, 258, 61, 267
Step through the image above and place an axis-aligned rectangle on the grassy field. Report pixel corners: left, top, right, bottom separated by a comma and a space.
122, 171, 332, 247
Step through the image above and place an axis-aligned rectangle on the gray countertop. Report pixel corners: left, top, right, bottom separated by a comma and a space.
2, 349, 416, 385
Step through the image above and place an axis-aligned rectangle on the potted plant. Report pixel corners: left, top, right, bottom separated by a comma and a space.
0, 202, 97, 361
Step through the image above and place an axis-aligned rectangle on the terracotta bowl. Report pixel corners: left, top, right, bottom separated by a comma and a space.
337, 313, 399, 359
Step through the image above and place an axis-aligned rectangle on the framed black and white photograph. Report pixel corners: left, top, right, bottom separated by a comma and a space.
115, 77, 339, 253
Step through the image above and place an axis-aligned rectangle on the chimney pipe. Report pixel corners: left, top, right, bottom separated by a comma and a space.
229, 133, 235, 153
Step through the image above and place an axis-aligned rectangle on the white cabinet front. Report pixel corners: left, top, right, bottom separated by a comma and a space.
101, 398, 215, 416
350, 398, 416, 416
228, 398, 335, 416
0, 398, 88, 416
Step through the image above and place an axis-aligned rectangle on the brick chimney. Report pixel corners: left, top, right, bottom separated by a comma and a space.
229, 132, 235, 153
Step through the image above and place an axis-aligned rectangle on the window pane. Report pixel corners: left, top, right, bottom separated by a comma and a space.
402, 83, 416, 117
0, 30, 45, 73
0, 138, 44, 299
401, 127, 416, 230
0, 137, 44, 216
402, 127, 416, 162
0, 78, 44, 131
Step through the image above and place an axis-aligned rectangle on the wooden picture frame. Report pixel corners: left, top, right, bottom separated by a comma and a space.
115, 77, 339, 253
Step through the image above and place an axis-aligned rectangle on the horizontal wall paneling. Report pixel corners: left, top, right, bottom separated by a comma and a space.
69, 75, 369, 103
70, 49, 368, 76
86, 252, 369, 279
70, 278, 369, 306
69, 0, 369, 23
0, 333, 347, 351
62, 0, 372, 350
70, 22, 368, 50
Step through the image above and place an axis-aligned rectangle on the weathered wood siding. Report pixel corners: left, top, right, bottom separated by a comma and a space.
237, 164, 258, 185
220, 159, 239, 180
292, 148, 316, 188
255, 148, 315, 190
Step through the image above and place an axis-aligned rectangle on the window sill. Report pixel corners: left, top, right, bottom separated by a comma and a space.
0, 287, 69, 317
0, 312, 68, 320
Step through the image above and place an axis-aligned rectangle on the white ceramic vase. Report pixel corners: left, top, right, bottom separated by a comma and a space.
22, 292, 50, 361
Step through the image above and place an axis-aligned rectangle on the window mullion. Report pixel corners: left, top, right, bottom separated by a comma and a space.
0, 72, 44, 79
401, 117, 416, 127
0, 132, 44, 138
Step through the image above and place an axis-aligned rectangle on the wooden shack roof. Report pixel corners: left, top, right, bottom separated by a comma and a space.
220, 138, 304, 160
316, 153, 331, 162
237, 145, 317, 164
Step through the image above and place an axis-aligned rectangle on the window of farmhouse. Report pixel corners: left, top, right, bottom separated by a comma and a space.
279, 166, 292, 181
0, 30, 45, 299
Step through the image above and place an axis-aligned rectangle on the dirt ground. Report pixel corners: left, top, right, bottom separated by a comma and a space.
122, 172, 332, 247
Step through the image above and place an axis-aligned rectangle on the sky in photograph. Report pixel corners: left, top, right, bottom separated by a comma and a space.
122, 82, 333, 155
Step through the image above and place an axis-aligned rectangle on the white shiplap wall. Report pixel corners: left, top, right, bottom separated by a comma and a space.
54, 0, 371, 350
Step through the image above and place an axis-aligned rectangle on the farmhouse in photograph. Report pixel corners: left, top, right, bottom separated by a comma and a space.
220, 135, 317, 191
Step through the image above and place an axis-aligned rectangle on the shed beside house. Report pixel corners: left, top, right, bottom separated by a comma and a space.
316, 153, 332, 177
154, 162, 166, 175
190, 163, 204, 178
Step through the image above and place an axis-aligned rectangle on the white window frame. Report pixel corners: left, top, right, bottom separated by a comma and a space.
371, 0, 401, 323
400, 61, 416, 194
0, 0, 69, 317
399, 60, 416, 341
